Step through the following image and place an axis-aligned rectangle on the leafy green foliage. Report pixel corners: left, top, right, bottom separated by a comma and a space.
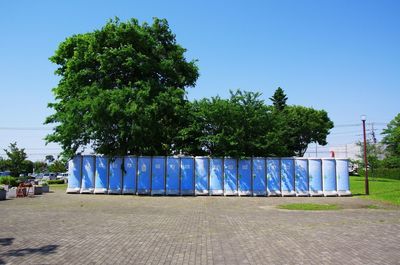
45, 17, 199, 157
47, 179, 65, 185
47, 160, 67, 173
269, 87, 287, 111
33, 161, 48, 173
382, 113, 400, 156
0, 176, 19, 187
3, 142, 31, 177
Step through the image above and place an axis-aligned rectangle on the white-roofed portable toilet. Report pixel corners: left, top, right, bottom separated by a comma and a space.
281, 157, 296, 196
252, 157, 266, 196
267, 157, 281, 196
151, 156, 166, 195
137, 156, 151, 195
108, 157, 123, 194
322, 158, 338, 196
195, 156, 209, 195
166, 156, 180, 195
336, 158, 351, 196
123, 156, 137, 194
67, 155, 82, 193
295, 158, 309, 196
80, 155, 95, 194
308, 158, 323, 196
209, 157, 223, 195
180, 156, 194, 195
238, 158, 252, 196
94, 156, 108, 194
224, 157, 238, 196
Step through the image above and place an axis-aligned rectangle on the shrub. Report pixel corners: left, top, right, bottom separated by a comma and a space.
41, 181, 49, 187
0, 176, 18, 187
47, 179, 65, 185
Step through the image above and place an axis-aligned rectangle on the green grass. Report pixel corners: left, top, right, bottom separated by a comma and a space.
49, 183, 68, 190
277, 203, 340, 211
350, 176, 400, 206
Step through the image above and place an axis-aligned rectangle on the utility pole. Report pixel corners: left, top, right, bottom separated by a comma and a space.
361, 115, 369, 195
315, 143, 318, 157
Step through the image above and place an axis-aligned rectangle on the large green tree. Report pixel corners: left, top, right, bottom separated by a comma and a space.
45, 18, 199, 157
269, 87, 288, 111
382, 113, 400, 157
3, 142, 30, 177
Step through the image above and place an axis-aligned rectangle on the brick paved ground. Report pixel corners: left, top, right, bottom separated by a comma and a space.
0, 189, 399, 265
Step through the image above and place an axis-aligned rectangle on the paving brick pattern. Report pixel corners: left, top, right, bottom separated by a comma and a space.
0, 191, 399, 265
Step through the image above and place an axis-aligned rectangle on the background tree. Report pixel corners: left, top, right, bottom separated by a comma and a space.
45, 17, 199, 158
382, 113, 400, 157
33, 161, 48, 173
269, 87, 288, 111
45, 155, 55, 164
48, 160, 67, 173
3, 142, 28, 177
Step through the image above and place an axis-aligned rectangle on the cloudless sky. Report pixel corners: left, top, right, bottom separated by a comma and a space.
0, 0, 399, 160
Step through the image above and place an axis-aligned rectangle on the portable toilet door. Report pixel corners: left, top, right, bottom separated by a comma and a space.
322, 158, 337, 196
336, 158, 351, 196
195, 157, 209, 195
267, 158, 281, 196
181, 157, 194, 195
238, 158, 252, 196
252, 158, 266, 196
67, 156, 82, 193
166, 156, 180, 195
123, 156, 137, 194
137, 156, 151, 195
295, 158, 309, 196
308, 158, 323, 196
281, 158, 296, 196
81, 155, 95, 193
224, 158, 238, 196
109, 157, 123, 194
94, 156, 108, 194
151, 156, 166, 195
209, 158, 223, 195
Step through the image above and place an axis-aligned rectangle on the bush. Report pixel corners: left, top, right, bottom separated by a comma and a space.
47, 179, 65, 185
360, 168, 400, 180
41, 181, 48, 186
0, 176, 18, 187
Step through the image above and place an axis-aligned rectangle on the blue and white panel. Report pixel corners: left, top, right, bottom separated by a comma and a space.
267, 158, 281, 196
209, 158, 223, 195
336, 159, 351, 196
224, 158, 238, 195
123, 156, 137, 194
308, 159, 323, 196
137, 157, 151, 195
94, 156, 108, 194
81, 156, 95, 193
281, 158, 296, 196
151, 157, 165, 195
295, 158, 309, 196
238, 159, 251, 195
252, 158, 266, 196
195, 157, 209, 195
109, 157, 123, 194
67, 156, 82, 193
322, 158, 337, 196
181, 157, 194, 195
166, 157, 180, 195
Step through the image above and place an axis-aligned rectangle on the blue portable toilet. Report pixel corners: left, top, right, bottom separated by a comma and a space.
238, 159, 252, 196
195, 157, 209, 195
123, 156, 137, 194
209, 158, 223, 195
166, 156, 180, 195
67, 156, 82, 193
308, 158, 323, 196
137, 156, 151, 195
181, 156, 194, 195
252, 158, 266, 196
281, 158, 296, 196
94, 156, 108, 194
151, 156, 165, 195
267, 158, 281, 196
322, 158, 337, 196
81, 155, 95, 193
109, 157, 123, 194
336, 158, 351, 196
295, 158, 309, 196
224, 158, 238, 195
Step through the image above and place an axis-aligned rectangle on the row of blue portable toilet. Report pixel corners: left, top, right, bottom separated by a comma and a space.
67, 156, 351, 196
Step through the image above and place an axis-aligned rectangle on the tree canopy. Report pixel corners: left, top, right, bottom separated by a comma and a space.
45, 17, 334, 158
45, 17, 199, 157
382, 113, 400, 157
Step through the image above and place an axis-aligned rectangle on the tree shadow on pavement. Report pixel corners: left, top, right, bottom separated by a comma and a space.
0, 242, 58, 265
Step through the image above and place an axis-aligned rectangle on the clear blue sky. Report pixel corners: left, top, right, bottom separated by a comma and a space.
0, 0, 399, 160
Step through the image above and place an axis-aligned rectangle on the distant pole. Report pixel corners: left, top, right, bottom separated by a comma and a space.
361, 115, 369, 195
315, 143, 318, 157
